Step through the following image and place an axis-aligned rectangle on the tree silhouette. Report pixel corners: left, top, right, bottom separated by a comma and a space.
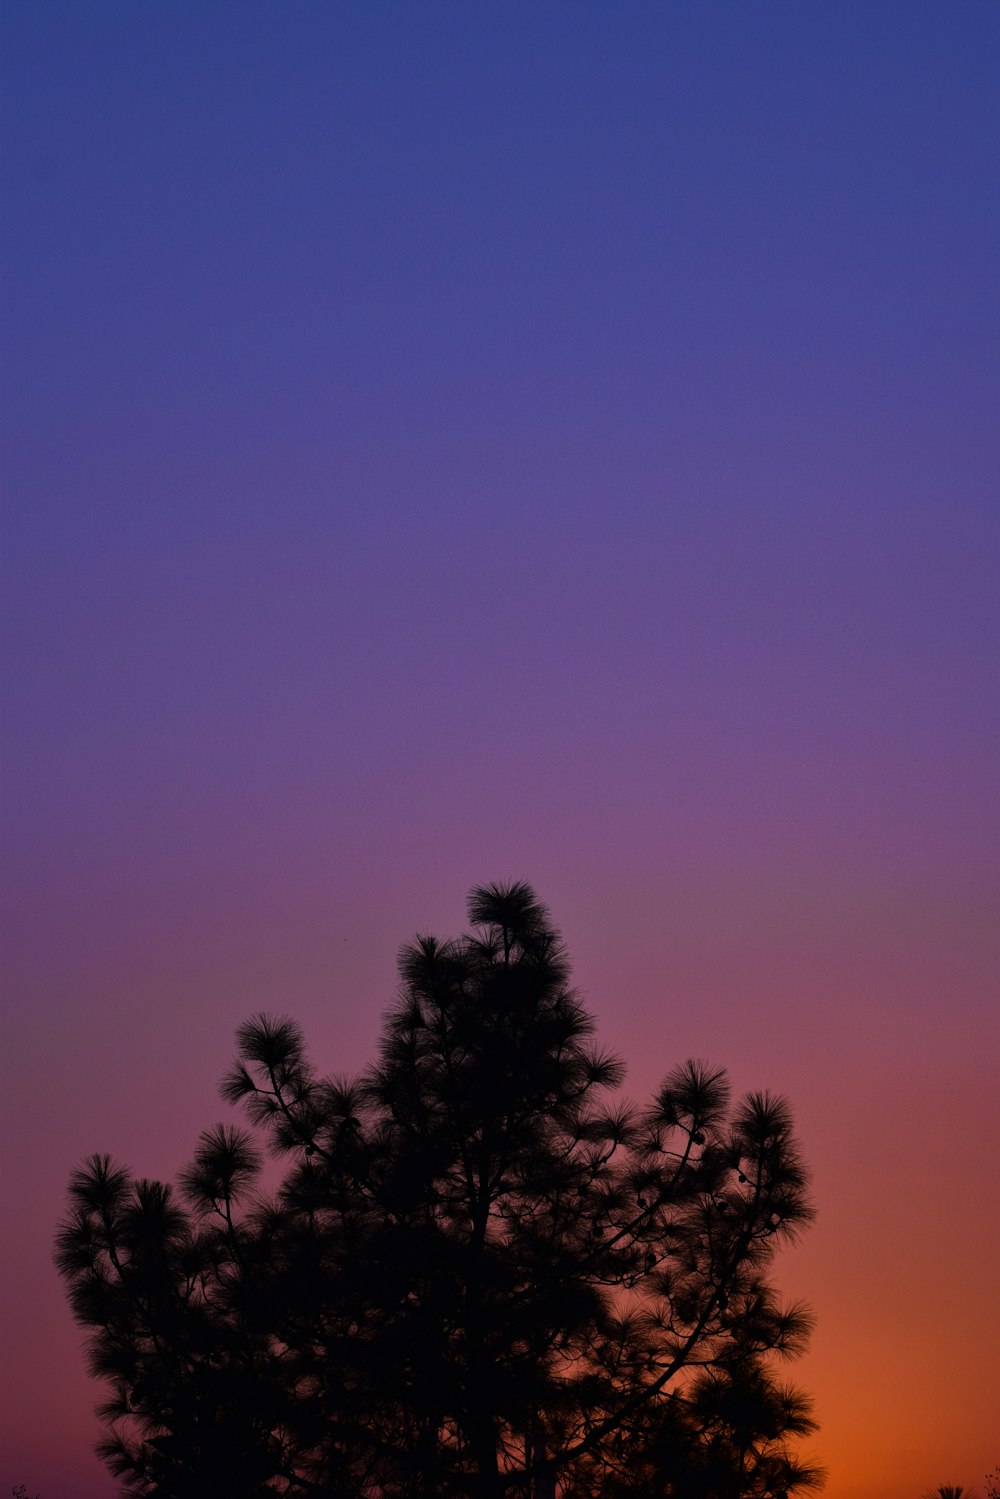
57, 882, 821, 1497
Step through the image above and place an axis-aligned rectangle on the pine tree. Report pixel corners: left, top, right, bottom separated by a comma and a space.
57, 882, 820, 1497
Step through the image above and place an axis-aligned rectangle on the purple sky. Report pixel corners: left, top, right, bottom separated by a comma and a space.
2, 5, 998, 1496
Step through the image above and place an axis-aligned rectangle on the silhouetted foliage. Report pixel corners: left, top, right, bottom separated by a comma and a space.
57, 882, 821, 1497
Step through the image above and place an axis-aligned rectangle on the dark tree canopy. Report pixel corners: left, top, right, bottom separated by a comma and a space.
57, 882, 822, 1498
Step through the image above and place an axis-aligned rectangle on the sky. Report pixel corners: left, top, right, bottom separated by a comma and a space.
1, 2, 998, 1495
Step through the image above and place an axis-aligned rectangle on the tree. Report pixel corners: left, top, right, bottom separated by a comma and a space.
592, 1330, 824, 1499
57, 881, 821, 1497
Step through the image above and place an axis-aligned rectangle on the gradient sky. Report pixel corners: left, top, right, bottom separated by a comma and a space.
2, 4, 998, 1496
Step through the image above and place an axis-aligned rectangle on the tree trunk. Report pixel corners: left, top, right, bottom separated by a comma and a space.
468, 1405, 501, 1499
531, 1425, 556, 1499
